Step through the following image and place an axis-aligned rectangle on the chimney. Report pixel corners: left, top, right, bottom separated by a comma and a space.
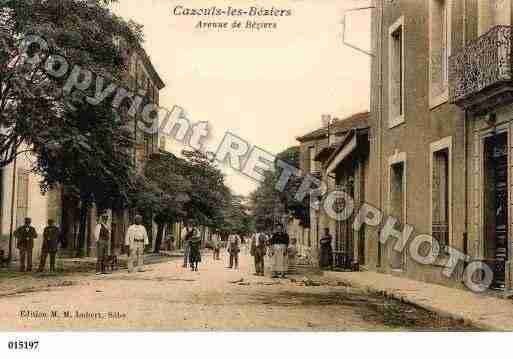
321, 114, 331, 128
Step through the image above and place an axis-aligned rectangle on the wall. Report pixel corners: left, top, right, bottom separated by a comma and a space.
369, 0, 469, 287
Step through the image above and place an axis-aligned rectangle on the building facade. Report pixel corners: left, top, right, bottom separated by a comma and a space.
367, 0, 513, 291
0, 41, 165, 261
295, 112, 370, 268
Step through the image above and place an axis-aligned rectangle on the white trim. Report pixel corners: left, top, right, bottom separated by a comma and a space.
429, 136, 453, 249
428, 0, 452, 109
388, 16, 405, 129
387, 151, 407, 270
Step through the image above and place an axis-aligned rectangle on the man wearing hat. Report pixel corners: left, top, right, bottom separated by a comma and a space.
14, 217, 38, 272
125, 215, 149, 273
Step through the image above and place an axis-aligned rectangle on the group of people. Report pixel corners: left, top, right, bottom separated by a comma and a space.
9, 213, 151, 275
250, 223, 296, 278
181, 227, 202, 271
14, 217, 60, 273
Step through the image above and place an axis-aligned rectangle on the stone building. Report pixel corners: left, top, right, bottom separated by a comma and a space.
368, 0, 513, 291
295, 112, 370, 266
0, 40, 165, 261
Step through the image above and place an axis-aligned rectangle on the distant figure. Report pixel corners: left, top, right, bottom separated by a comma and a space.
94, 214, 110, 274
14, 217, 37, 272
0, 249, 9, 268
189, 228, 202, 271
38, 219, 60, 272
125, 215, 149, 273
166, 233, 175, 251
319, 228, 333, 270
270, 223, 289, 278
182, 228, 193, 268
251, 231, 267, 276
212, 234, 221, 260
287, 237, 298, 274
227, 234, 240, 269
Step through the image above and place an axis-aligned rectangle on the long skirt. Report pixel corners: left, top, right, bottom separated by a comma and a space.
272, 244, 288, 273
320, 245, 332, 268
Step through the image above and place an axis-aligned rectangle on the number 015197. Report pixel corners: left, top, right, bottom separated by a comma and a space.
7, 340, 39, 350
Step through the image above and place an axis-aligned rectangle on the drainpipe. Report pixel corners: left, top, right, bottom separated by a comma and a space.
7, 155, 16, 262
376, 0, 384, 267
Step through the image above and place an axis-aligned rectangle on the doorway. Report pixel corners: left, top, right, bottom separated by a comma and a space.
390, 161, 405, 270
483, 132, 508, 289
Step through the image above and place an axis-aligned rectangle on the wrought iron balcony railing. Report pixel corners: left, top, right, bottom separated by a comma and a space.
449, 25, 513, 113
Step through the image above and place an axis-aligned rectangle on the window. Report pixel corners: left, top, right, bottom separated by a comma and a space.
309, 146, 317, 173
16, 170, 29, 228
430, 137, 452, 249
429, 0, 450, 108
388, 17, 405, 128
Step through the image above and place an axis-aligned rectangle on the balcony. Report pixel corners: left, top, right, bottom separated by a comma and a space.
449, 25, 513, 114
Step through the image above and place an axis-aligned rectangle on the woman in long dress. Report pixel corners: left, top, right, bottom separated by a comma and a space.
319, 228, 333, 270
270, 223, 290, 278
189, 229, 202, 271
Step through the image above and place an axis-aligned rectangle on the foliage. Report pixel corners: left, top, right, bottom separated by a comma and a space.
0, 0, 146, 255
250, 146, 310, 232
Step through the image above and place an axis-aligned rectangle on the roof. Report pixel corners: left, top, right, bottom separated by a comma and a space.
296, 111, 370, 142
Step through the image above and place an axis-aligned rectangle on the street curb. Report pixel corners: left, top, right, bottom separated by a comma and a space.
337, 277, 500, 331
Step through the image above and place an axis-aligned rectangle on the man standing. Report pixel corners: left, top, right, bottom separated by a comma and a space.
14, 217, 37, 272
250, 231, 267, 276
125, 215, 149, 273
270, 223, 289, 278
38, 219, 60, 272
94, 214, 110, 275
227, 234, 240, 269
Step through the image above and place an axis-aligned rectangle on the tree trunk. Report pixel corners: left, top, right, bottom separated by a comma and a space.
77, 200, 90, 258
154, 221, 165, 253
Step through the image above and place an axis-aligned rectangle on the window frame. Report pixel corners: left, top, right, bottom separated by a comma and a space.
429, 0, 452, 109
388, 16, 406, 129
429, 136, 453, 250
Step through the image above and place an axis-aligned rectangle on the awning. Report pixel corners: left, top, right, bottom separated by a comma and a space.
325, 131, 357, 174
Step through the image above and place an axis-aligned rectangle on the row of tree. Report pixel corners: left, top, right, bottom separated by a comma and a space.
0, 0, 253, 255
249, 146, 310, 233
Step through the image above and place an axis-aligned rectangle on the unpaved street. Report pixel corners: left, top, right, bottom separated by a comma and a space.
0, 253, 477, 331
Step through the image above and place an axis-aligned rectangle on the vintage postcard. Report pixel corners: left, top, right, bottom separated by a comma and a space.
1, 0, 512, 354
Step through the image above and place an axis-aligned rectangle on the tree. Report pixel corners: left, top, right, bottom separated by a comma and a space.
179, 150, 227, 227
0, 0, 146, 255
142, 152, 191, 253
250, 146, 310, 232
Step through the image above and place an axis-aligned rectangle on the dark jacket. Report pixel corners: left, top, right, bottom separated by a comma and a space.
43, 225, 60, 252
15, 225, 37, 250
270, 232, 289, 246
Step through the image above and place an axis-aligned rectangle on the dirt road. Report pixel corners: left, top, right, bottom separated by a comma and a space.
0, 252, 478, 331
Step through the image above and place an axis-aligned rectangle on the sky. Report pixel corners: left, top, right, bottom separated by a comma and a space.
111, 0, 371, 196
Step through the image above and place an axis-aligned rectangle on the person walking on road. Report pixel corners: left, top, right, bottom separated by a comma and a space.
38, 219, 60, 272
212, 233, 221, 260
182, 227, 193, 268
227, 234, 240, 269
125, 214, 149, 273
319, 227, 333, 270
270, 223, 289, 278
14, 217, 37, 272
250, 231, 267, 276
189, 228, 201, 271
94, 214, 110, 274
